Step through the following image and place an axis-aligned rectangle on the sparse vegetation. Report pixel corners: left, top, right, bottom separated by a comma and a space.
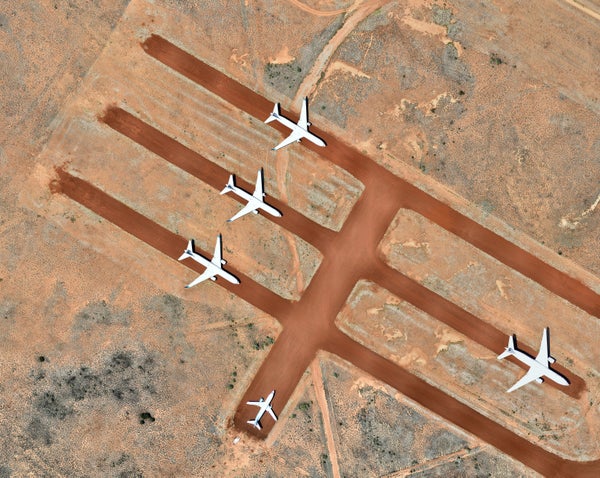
565, 356, 574, 366
252, 336, 274, 350
226, 368, 237, 389
139, 412, 155, 424
489, 53, 503, 65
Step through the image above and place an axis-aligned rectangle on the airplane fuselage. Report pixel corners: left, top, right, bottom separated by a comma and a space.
252, 404, 271, 424
247, 390, 277, 429
187, 251, 239, 284
510, 349, 569, 386
271, 113, 326, 147
229, 185, 282, 218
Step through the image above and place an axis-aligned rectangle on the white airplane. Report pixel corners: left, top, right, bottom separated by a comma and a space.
178, 234, 240, 288
265, 97, 326, 151
246, 390, 278, 430
498, 327, 569, 393
220, 168, 282, 222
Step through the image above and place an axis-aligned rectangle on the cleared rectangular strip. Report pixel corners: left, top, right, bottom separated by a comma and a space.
100, 106, 335, 252
51, 167, 291, 319
141, 33, 600, 320
325, 329, 596, 478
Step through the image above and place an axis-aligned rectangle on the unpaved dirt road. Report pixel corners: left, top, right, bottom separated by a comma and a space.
50, 34, 600, 477
142, 33, 600, 320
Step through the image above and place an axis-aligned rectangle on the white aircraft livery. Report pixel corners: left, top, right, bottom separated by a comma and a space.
178, 234, 240, 288
265, 96, 326, 151
246, 390, 278, 430
220, 168, 282, 222
498, 327, 569, 393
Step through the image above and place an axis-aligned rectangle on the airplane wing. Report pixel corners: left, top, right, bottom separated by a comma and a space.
253, 169, 264, 199
273, 130, 304, 151
227, 202, 257, 222
535, 328, 549, 363
246, 401, 262, 407
266, 407, 278, 421
185, 268, 215, 288
298, 97, 309, 130
211, 234, 222, 266
507, 368, 543, 393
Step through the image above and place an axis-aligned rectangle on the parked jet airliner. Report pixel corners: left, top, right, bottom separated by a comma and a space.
265, 97, 326, 151
246, 390, 277, 430
178, 234, 240, 288
220, 168, 282, 222
498, 327, 569, 392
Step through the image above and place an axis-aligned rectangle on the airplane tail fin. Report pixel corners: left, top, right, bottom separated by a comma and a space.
220, 175, 235, 195
178, 239, 194, 261
264, 103, 280, 123
497, 335, 515, 360
247, 419, 261, 430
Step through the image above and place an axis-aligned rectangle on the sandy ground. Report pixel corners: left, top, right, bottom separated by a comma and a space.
1, 0, 599, 476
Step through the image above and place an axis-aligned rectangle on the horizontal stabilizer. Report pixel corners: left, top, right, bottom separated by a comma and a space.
264, 103, 280, 123
220, 175, 235, 195
497, 335, 515, 360
178, 240, 194, 261
247, 419, 261, 430
178, 252, 190, 261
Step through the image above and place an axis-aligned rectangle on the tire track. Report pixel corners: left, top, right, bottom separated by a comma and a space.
310, 359, 341, 478
293, 0, 390, 102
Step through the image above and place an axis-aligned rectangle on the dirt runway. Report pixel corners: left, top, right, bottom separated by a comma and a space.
100, 106, 585, 399
101, 107, 335, 253
49, 34, 600, 476
325, 330, 600, 478
142, 33, 600, 320
368, 260, 584, 398
50, 168, 292, 321
52, 165, 594, 476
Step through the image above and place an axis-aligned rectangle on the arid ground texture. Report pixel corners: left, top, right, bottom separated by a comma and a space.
1, 1, 599, 477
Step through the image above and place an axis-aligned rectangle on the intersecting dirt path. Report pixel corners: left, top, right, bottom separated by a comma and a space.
55, 167, 598, 477
142, 34, 600, 321
51, 34, 600, 477
100, 104, 585, 399
292, 0, 389, 102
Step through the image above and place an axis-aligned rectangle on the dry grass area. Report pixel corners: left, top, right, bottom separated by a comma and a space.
337, 278, 599, 460
1, 0, 598, 476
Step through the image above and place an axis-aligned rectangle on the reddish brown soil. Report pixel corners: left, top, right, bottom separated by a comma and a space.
50, 168, 291, 321
49, 34, 600, 477
100, 106, 585, 399
100, 107, 335, 252
51, 167, 596, 477
142, 34, 600, 321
